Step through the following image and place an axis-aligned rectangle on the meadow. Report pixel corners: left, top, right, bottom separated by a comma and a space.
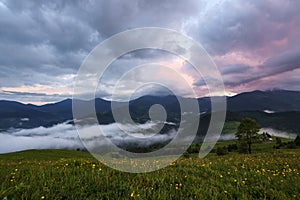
0, 140, 299, 200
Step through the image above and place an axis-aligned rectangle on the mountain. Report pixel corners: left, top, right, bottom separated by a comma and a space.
28, 99, 73, 119
28, 98, 119, 119
0, 100, 65, 131
0, 90, 299, 132
227, 90, 300, 111
137, 90, 300, 113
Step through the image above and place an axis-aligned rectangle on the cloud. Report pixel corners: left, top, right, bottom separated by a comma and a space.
1, 0, 300, 103
0, 0, 203, 103
222, 48, 300, 88
0, 90, 69, 97
189, 0, 300, 55
264, 48, 300, 73
221, 64, 250, 75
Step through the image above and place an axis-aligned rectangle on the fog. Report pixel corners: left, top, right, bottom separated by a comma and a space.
0, 121, 177, 154
0, 122, 297, 154
259, 128, 297, 139
217, 128, 297, 141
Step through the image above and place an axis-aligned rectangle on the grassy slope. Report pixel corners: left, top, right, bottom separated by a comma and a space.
222, 121, 240, 134
0, 141, 299, 200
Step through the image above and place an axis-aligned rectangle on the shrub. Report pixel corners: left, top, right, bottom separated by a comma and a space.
286, 142, 296, 149
216, 146, 228, 156
187, 145, 200, 154
238, 142, 249, 154
294, 135, 300, 146
227, 144, 238, 152
275, 137, 282, 145
183, 152, 190, 158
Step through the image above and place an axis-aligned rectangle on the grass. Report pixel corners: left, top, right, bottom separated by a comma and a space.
0, 141, 299, 199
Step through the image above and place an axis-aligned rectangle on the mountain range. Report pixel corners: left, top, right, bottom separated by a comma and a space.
0, 90, 299, 133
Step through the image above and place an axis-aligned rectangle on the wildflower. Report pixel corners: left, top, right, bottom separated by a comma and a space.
130, 192, 134, 197
41, 196, 45, 200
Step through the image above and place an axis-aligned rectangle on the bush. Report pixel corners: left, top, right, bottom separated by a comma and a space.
275, 137, 282, 145
273, 145, 280, 149
216, 146, 228, 156
238, 142, 249, 154
227, 144, 238, 152
187, 144, 200, 154
286, 142, 297, 149
294, 135, 300, 146
183, 152, 190, 158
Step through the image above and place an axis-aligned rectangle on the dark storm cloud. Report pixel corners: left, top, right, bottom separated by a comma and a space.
221, 64, 250, 75
1, 1, 98, 52
0, 0, 201, 97
86, 0, 201, 38
0, 0, 96, 92
0, 0, 300, 103
223, 48, 300, 87
192, 0, 300, 55
264, 48, 300, 72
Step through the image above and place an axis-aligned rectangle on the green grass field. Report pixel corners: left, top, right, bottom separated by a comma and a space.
221, 121, 240, 134
1, 141, 299, 199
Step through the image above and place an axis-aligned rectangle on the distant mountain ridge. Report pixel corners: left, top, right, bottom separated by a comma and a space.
227, 90, 300, 111
0, 90, 299, 132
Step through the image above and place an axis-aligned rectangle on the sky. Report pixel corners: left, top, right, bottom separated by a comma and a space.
0, 0, 300, 104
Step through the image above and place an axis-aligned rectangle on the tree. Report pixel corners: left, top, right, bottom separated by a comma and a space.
235, 118, 260, 154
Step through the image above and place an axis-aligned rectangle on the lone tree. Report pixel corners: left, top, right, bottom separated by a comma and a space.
235, 118, 260, 154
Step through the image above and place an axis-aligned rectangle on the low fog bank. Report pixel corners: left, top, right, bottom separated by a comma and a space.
0, 122, 297, 154
259, 128, 297, 139
217, 128, 297, 141
0, 121, 176, 154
